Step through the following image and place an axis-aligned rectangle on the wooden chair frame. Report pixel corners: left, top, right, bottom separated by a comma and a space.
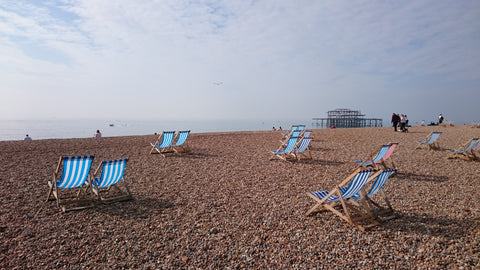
306, 169, 383, 231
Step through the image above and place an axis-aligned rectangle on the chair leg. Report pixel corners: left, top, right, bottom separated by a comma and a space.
46, 182, 54, 202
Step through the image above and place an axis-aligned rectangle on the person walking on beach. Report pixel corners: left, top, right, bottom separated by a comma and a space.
95, 130, 102, 138
24, 134, 32, 140
391, 113, 400, 132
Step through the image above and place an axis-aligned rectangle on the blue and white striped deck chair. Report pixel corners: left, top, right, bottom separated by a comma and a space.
283, 125, 299, 136
281, 130, 303, 143
46, 155, 95, 212
270, 136, 299, 161
172, 130, 191, 154
448, 138, 479, 160
416, 131, 442, 150
91, 158, 132, 202
150, 131, 176, 155
306, 169, 381, 231
291, 137, 313, 160
282, 125, 305, 137
350, 168, 397, 221
354, 144, 391, 170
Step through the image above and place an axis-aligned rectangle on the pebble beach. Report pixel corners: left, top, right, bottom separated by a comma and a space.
0, 125, 479, 269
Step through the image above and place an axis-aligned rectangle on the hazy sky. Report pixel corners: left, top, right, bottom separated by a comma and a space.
1, 0, 479, 124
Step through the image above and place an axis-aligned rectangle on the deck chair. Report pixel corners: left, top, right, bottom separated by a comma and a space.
90, 158, 132, 203
379, 142, 398, 169
354, 144, 391, 170
46, 155, 95, 212
172, 130, 191, 154
282, 125, 305, 137
149, 131, 176, 155
270, 136, 299, 161
306, 169, 382, 231
281, 128, 303, 142
350, 168, 398, 221
448, 138, 479, 161
416, 131, 442, 150
471, 140, 480, 160
291, 137, 313, 160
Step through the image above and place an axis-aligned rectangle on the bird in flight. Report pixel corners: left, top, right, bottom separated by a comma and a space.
212, 82, 223, 86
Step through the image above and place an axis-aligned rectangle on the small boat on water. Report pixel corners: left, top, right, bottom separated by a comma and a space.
109, 123, 114, 127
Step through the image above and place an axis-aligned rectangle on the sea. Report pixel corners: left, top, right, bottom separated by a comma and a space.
0, 118, 313, 141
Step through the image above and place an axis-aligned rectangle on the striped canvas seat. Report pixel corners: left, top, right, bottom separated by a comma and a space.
282, 125, 306, 139
349, 168, 398, 220
354, 144, 388, 170
91, 158, 132, 202
306, 169, 383, 231
308, 169, 374, 203
417, 132, 442, 150
354, 143, 398, 169
172, 130, 191, 154
149, 131, 176, 155
350, 168, 397, 199
291, 137, 313, 160
46, 155, 95, 212
472, 140, 480, 160
448, 138, 479, 161
270, 136, 299, 161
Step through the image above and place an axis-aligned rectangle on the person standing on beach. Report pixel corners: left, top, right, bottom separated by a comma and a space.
391, 113, 400, 132
95, 130, 102, 138
438, 114, 444, 124
400, 114, 408, 132
24, 134, 32, 140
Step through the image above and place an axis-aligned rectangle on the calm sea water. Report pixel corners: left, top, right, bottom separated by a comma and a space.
0, 118, 313, 141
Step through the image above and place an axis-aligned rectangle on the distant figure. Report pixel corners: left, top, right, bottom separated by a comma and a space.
438, 114, 444, 124
329, 126, 335, 129
272, 126, 276, 131
278, 126, 283, 130
400, 114, 408, 132
24, 134, 32, 141
421, 120, 425, 126
95, 130, 102, 138
391, 113, 400, 132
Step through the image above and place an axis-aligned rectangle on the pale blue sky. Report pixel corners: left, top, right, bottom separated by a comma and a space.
1, 0, 479, 124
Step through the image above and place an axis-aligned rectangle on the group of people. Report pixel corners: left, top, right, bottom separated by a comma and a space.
391, 113, 446, 131
391, 113, 409, 132
23, 130, 102, 141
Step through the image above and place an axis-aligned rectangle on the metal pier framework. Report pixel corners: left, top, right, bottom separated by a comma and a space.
313, 108, 383, 128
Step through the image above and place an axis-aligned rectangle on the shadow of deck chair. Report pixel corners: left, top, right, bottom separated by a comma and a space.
90, 158, 132, 203
354, 143, 395, 170
172, 130, 191, 154
350, 168, 398, 222
448, 138, 479, 161
306, 169, 382, 231
416, 132, 442, 150
270, 136, 299, 161
291, 137, 313, 161
46, 155, 95, 212
149, 131, 176, 155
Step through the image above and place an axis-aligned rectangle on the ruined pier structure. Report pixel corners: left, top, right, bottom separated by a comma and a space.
313, 108, 383, 129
